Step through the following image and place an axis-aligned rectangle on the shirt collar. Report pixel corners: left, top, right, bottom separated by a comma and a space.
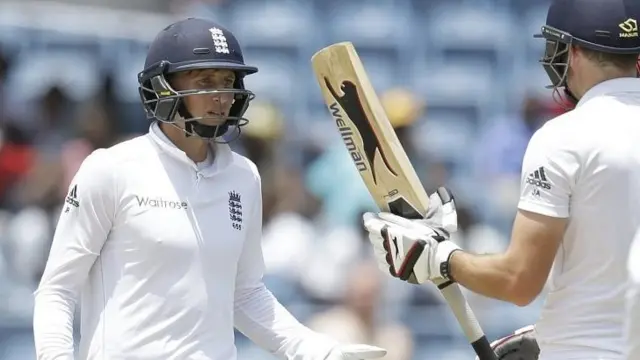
147, 122, 233, 177
577, 77, 640, 108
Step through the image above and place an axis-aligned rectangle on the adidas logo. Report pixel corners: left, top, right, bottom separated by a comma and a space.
526, 167, 551, 190
65, 184, 79, 208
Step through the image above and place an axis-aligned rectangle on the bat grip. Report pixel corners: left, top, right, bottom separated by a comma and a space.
434, 280, 497, 360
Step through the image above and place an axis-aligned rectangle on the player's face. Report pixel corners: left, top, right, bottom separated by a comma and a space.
172, 69, 236, 126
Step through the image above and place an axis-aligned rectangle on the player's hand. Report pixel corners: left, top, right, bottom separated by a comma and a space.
325, 344, 387, 360
475, 325, 539, 360
362, 187, 461, 284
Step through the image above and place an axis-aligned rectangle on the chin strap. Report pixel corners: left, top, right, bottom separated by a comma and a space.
177, 104, 234, 140
551, 86, 577, 111
185, 121, 230, 139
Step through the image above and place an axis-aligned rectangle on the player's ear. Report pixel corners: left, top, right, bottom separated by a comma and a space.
568, 45, 582, 69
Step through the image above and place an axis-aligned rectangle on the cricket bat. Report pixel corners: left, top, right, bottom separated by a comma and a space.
311, 42, 497, 360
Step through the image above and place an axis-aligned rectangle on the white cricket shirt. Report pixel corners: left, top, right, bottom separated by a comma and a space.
33, 123, 337, 360
517, 78, 640, 360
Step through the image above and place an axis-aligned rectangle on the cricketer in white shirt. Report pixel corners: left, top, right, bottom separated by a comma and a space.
31, 17, 387, 360
363, 76, 640, 360
32, 120, 386, 360
516, 78, 640, 359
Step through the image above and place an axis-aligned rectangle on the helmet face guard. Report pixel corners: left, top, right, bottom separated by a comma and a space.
536, 25, 579, 108
539, 26, 572, 89
138, 60, 256, 142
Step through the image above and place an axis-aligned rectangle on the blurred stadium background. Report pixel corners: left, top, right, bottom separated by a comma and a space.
0, 0, 566, 358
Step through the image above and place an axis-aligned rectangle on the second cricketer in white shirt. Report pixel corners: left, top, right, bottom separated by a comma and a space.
363, 0, 640, 359
32, 18, 386, 360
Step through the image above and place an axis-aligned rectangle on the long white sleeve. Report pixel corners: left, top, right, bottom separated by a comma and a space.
233, 179, 338, 360
33, 150, 117, 360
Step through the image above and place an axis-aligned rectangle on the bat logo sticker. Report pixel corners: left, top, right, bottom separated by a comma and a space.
324, 77, 398, 184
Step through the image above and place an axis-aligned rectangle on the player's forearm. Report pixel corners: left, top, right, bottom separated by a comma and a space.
33, 290, 76, 360
449, 250, 532, 306
234, 284, 338, 359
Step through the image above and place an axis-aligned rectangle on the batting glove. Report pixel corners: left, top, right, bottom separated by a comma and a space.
362, 187, 461, 284
475, 325, 539, 360
324, 344, 387, 360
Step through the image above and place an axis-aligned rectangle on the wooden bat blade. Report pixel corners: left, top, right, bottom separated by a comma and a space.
311, 42, 429, 219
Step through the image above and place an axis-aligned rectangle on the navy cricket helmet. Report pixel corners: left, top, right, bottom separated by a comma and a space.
138, 18, 258, 140
536, 0, 640, 103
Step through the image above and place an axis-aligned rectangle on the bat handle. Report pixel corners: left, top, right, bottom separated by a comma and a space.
433, 279, 497, 360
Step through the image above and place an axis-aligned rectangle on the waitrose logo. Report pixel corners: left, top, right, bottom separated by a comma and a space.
135, 195, 188, 210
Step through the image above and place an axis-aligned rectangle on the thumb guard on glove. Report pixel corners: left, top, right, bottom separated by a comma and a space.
424, 187, 458, 234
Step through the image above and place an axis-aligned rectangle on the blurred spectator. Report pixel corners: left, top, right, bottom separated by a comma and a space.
433, 198, 506, 259
475, 94, 562, 179
3, 206, 51, 286
0, 124, 35, 210
31, 86, 73, 158
59, 99, 121, 197
235, 99, 305, 223
307, 260, 414, 360
261, 166, 319, 280
380, 88, 425, 161
239, 100, 322, 286
12, 86, 73, 211
472, 94, 565, 229
299, 225, 366, 302
238, 99, 285, 174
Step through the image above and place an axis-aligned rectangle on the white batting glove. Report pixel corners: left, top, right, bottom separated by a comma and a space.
325, 344, 387, 360
362, 187, 461, 284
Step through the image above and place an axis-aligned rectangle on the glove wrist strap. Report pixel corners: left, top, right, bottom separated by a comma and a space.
440, 249, 461, 282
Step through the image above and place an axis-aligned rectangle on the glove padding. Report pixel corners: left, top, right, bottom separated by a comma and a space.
475, 325, 539, 360
325, 344, 387, 360
362, 187, 461, 284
